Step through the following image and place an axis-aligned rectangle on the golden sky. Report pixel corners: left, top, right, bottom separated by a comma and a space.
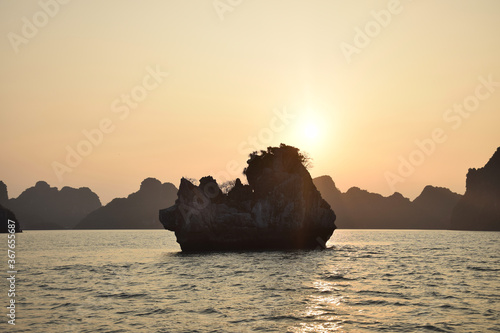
1, 0, 499, 204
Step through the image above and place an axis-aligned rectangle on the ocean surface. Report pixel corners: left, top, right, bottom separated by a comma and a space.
1, 229, 499, 332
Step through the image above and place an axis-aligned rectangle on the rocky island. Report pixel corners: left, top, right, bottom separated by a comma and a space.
159, 144, 336, 251
0, 182, 21, 233
451, 146, 500, 231
0, 204, 21, 233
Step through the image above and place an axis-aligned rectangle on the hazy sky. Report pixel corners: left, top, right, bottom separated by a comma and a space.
1, 0, 499, 204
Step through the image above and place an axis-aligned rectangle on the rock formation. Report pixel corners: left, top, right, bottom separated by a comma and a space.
0, 181, 8, 206
0, 204, 22, 233
451, 147, 500, 231
312, 176, 348, 226
0, 182, 22, 233
412, 185, 462, 229
313, 176, 462, 229
76, 178, 177, 229
7, 181, 101, 229
341, 187, 413, 229
160, 144, 336, 251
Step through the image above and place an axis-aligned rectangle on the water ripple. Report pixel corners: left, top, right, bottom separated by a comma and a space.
4, 229, 499, 332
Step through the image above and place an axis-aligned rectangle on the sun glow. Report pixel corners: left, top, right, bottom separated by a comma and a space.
283, 108, 334, 166
297, 110, 325, 151
304, 121, 319, 141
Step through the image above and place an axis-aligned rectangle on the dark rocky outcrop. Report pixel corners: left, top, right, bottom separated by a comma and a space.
160, 144, 336, 251
7, 181, 101, 230
451, 147, 500, 231
313, 176, 461, 229
341, 187, 413, 229
0, 181, 8, 206
0, 181, 22, 232
76, 178, 177, 229
412, 185, 462, 229
0, 204, 22, 233
312, 175, 347, 226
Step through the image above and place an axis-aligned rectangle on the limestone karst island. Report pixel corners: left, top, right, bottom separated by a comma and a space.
159, 144, 337, 251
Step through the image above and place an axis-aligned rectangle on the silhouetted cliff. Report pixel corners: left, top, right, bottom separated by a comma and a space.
160, 144, 336, 251
451, 147, 500, 231
0, 181, 8, 206
313, 176, 346, 218
313, 176, 461, 229
0, 181, 21, 232
7, 181, 101, 230
0, 203, 21, 233
76, 178, 177, 229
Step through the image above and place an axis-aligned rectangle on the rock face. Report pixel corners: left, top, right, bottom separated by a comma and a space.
7, 181, 101, 229
0, 182, 22, 233
0, 181, 8, 206
313, 176, 346, 224
160, 144, 336, 251
313, 176, 462, 229
0, 204, 22, 233
412, 185, 462, 229
76, 178, 177, 229
342, 187, 413, 229
451, 147, 500, 231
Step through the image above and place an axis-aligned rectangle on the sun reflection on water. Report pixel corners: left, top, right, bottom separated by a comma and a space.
288, 277, 349, 332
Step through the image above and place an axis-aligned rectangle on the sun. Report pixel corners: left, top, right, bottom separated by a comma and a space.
303, 121, 319, 141
286, 109, 329, 155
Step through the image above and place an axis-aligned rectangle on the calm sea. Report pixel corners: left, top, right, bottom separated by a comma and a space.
1, 229, 499, 332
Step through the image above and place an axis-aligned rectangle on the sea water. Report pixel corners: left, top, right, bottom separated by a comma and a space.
1, 229, 499, 332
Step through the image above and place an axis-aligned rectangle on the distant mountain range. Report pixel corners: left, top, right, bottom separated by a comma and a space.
1, 178, 176, 231
75, 178, 177, 229
313, 146, 499, 231
1, 147, 499, 232
313, 176, 461, 229
5, 180, 101, 230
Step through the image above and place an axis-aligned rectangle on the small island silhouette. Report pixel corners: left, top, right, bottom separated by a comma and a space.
451, 147, 500, 231
159, 144, 337, 251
